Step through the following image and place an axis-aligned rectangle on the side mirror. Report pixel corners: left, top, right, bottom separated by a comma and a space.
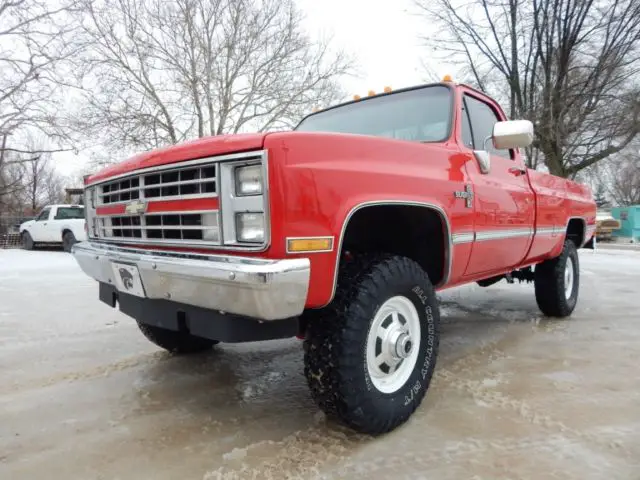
492, 120, 534, 149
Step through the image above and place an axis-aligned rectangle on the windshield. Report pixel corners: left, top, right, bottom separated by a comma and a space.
55, 207, 85, 219
295, 85, 452, 142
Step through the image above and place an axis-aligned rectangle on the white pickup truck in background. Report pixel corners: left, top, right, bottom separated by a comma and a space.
20, 204, 87, 252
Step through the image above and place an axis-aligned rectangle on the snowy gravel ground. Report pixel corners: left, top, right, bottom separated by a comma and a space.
1, 247, 639, 480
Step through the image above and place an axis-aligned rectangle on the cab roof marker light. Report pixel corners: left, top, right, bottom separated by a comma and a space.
383, 86, 392, 93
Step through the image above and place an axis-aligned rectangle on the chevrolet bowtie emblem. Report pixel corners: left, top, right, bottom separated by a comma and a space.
124, 199, 147, 215
454, 184, 474, 208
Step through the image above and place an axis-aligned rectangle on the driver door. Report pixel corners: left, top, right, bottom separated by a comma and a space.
30, 207, 51, 242
460, 93, 535, 277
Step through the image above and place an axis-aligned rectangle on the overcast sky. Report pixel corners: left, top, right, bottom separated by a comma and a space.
297, 0, 443, 95
54, 0, 446, 179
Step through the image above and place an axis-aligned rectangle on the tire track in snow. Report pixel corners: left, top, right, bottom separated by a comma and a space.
0, 351, 165, 395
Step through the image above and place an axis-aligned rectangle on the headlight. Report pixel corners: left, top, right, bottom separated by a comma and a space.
235, 212, 264, 243
234, 165, 263, 196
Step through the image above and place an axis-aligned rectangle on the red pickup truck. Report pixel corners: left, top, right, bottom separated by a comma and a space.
73, 80, 596, 435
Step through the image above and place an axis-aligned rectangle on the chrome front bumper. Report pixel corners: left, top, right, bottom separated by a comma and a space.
71, 242, 311, 321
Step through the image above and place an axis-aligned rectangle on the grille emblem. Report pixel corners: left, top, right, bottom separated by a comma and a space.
125, 199, 147, 214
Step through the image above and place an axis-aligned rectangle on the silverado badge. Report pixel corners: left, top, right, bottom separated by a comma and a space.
454, 184, 474, 208
124, 199, 147, 215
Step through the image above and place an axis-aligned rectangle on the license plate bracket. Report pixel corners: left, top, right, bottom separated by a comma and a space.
111, 262, 146, 298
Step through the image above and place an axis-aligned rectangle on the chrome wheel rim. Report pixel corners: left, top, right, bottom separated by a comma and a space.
366, 295, 421, 394
564, 257, 575, 300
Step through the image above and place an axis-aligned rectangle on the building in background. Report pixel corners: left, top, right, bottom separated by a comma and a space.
612, 205, 640, 242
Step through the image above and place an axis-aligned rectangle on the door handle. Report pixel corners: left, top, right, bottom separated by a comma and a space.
508, 167, 527, 176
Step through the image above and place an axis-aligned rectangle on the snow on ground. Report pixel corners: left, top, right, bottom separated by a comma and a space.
1, 248, 639, 479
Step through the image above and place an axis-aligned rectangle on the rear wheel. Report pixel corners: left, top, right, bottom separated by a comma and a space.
303, 254, 440, 435
534, 239, 579, 317
137, 323, 219, 354
21, 232, 34, 250
62, 231, 77, 253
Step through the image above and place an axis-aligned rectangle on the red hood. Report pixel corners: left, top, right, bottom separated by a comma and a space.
86, 133, 268, 184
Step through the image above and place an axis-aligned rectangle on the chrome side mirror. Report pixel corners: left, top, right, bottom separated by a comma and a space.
473, 150, 491, 174
493, 120, 534, 149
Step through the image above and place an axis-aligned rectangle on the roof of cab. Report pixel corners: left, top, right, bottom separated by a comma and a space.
296, 82, 457, 127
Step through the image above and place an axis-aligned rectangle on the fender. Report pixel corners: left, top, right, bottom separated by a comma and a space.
548, 216, 587, 258
567, 216, 587, 247
322, 199, 453, 307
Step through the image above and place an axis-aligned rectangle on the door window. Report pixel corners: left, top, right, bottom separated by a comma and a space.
55, 207, 84, 219
464, 95, 512, 159
461, 102, 474, 149
36, 208, 50, 221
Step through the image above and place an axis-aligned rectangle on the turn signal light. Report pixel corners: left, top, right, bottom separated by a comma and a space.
287, 237, 334, 253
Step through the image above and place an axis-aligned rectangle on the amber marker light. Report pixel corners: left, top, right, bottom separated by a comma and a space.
286, 237, 334, 253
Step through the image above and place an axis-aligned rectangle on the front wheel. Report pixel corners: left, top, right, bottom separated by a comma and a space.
304, 254, 440, 435
22, 232, 34, 250
137, 322, 219, 354
534, 239, 579, 317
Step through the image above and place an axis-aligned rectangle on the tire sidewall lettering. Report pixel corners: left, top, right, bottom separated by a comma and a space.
365, 283, 437, 406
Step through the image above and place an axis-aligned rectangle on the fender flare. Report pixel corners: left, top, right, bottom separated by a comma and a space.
323, 200, 453, 307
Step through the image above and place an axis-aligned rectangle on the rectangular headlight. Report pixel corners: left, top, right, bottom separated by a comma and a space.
235, 212, 264, 243
234, 165, 263, 196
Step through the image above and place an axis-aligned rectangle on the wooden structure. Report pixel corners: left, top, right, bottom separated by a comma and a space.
64, 188, 84, 205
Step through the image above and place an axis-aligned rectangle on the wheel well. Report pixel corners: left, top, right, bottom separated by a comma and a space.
340, 204, 448, 286
62, 228, 72, 240
566, 218, 585, 248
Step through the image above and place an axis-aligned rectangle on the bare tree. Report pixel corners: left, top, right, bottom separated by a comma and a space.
415, 0, 640, 178
1, 134, 66, 215
0, 0, 79, 163
606, 150, 640, 206
0, 150, 25, 214
71, 0, 352, 154
21, 153, 66, 211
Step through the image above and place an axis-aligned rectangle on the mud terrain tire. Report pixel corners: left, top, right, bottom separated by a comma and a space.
303, 254, 440, 435
137, 323, 218, 354
534, 239, 579, 317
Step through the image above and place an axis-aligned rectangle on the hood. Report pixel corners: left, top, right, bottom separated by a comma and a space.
20, 219, 35, 229
86, 132, 269, 185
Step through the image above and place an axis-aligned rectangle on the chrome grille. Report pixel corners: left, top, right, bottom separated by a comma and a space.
99, 164, 217, 205
86, 150, 270, 249
98, 213, 219, 242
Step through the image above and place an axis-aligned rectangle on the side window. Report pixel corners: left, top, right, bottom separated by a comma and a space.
464, 95, 512, 159
461, 103, 474, 149
36, 208, 51, 221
